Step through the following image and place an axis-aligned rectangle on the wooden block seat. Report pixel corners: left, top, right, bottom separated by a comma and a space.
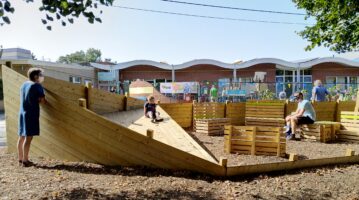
224, 125, 286, 157
194, 118, 231, 136
338, 111, 359, 143
300, 121, 341, 143
245, 117, 285, 127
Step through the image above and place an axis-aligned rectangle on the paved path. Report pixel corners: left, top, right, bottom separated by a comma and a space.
0, 113, 6, 147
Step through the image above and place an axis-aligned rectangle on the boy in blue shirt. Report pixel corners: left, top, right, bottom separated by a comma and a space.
285, 92, 316, 140
144, 96, 163, 123
18, 68, 47, 167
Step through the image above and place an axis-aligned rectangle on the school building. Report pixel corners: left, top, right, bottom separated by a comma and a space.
0, 48, 97, 86
91, 57, 359, 98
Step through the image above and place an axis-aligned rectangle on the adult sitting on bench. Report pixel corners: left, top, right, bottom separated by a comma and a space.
285, 92, 316, 140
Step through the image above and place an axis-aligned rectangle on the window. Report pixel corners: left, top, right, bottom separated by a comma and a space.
84, 79, 92, 86
69, 76, 82, 84
239, 77, 252, 83
326, 76, 359, 91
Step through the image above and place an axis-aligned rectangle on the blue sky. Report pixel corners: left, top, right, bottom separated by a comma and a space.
1, 0, 335, 63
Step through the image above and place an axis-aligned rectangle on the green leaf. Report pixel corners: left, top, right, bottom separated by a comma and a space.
60, 1, 68, 9
2, 16, 10, 24
95, 17, 102, 23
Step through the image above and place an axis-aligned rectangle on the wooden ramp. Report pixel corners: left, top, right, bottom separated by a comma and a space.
2, 66, 223, 176
102, 107, 217, 163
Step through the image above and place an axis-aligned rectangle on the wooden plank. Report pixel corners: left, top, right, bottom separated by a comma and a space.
227, 155, 359, 176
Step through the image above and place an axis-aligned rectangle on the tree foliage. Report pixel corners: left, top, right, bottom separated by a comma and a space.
58, 48, 102, 64
293, 0, 359, 53
0, 0, 114, 30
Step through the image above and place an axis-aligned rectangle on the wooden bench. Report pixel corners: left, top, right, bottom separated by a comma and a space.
300, 121, 341, 143
194, 118, 231, 136
224, 125, 286, 157
245, 100, 286, 127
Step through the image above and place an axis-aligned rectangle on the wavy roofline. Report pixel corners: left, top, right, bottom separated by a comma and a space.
90, 57, 359, 71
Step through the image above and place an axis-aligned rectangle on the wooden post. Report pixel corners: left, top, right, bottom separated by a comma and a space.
345, 149, 355, 156
78, 98, 87, 108
289, 153, 298, 161
85, 82, 92, 109
225, 125, 232, 154
355, 91, 359, 113
146, 129, 154, 139
251, 127, 256, 156
123, 95, 128, 111
192, 100, 197, 128
276, 128, 281, 157
219, 157, 228, 167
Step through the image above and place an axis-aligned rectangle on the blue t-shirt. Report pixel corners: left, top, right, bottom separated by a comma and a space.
144, 102, 156, 113
18, 81, 45, 136
297, 100, 316, 121
313, 86, 329, 102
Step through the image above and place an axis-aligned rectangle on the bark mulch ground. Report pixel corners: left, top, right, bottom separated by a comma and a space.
1, 133, 359, 199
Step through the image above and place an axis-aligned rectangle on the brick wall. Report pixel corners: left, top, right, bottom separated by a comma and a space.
236, 64, 276, 82
119, 63, 277, 83
312, 63, 359, 82
175, 64, 233, 81
120, 65, 172, 81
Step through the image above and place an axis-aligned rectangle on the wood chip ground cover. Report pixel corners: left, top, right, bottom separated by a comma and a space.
1, 132, 359, 199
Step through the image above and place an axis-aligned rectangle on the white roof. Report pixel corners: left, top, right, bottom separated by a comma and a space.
0, 59, 94, 70
90, 57, 359, 71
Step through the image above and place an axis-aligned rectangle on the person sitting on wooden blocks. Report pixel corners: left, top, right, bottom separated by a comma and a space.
284, 92, 316, 140
144, 95, 163, 123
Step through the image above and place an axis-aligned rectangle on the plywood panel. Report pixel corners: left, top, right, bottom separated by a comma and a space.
193, 102, 225, 120
337, 101, 355, 122
312, 101, 337, 121
87, 86, 126, 114
225, 102, 245, 125
160, 103, 193, 128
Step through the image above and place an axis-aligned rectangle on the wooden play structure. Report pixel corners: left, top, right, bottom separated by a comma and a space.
224, 126, 286, 157
336, 92, 359, 143
245, 100, 286, 127
194, 118, 230, 136
301, 122, 341, 143
3, 65, 359, 177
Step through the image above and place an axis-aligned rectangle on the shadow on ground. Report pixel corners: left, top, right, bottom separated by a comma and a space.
33, 159, 359, 182
40, 187, 215, 200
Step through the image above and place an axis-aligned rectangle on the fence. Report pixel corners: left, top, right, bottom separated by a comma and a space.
159, 100, 356, 128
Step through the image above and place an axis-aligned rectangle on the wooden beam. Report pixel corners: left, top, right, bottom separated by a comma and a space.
345, 149, 355, 156
146, 129, 154, 139
78, 98, 87, 108
227, 155, 359, 176
289, 153, 298, 161
219, 157, 227, 167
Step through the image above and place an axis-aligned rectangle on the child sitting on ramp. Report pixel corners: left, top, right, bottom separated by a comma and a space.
144, 95, 163, 123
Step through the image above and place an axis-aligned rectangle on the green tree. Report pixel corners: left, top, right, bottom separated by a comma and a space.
58, 48, 102, 64
293, 0, 359, 52
85, 48, 102, 62
0, 0, 114, 30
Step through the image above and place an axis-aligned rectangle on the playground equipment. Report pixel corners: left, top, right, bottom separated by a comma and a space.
3, 65, 359, 177
224, 126, 286, 157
